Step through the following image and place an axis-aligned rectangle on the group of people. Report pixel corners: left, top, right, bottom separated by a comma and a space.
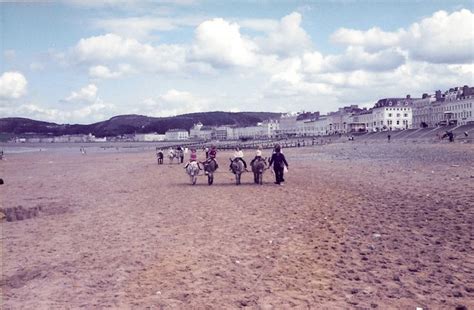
185, 144, 289, 185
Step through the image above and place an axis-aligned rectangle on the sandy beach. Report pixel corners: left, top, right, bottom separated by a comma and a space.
1, 140, 473, 309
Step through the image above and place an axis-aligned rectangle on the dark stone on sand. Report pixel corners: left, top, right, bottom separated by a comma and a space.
350, 288, 359, 294
453, 291, 463, 297
370, 303, 378, 308
393, 275, 400, 282
408, 266, 419, 272
455, 305, 467, 310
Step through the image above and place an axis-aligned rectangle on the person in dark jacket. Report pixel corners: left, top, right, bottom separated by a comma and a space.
269, 144, 288, 185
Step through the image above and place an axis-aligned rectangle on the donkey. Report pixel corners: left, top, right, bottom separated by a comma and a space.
156, 151, 164, 165
168, 149, 177, 164
186, 161, 200, 185
230, 158, 245, 185
251, 157, 267, 185
202, 158, 218, 185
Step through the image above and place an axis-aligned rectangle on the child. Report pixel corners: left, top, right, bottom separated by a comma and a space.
250, 146, 263, 166
184, 148, 200, 169
230, 146, 248, 171
208, 145, 218, 168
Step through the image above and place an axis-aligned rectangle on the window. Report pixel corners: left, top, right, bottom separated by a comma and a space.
396, 120, 400, 125
397, 113, 401, 117
388, 113, 392, 117
404, 113, 408, 117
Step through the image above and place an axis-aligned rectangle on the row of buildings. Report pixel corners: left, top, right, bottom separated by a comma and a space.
167, 85, 472, 140
12, 85, 474, 143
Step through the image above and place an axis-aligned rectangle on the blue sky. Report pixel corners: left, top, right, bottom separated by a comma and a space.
1, 0, 473, 124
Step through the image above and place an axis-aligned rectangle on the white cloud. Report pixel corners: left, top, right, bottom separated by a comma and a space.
0, 71, 28, 99
256, 12, 312, 56
330, 9, 474, 64
65, 84, 98, 103
93, 16, 204, 41
88, 64, 133, 79
238, 18, 279, 32
324, 46, 406, 72
402, 9, 474, 63
13, 100, 114, 124
74, 33, 186, 72
330, 27, 402, 52
142, 89, 211, 116
190, 18, 259, 67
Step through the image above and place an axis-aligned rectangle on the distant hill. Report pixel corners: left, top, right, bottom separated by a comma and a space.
0, 112, 281, 138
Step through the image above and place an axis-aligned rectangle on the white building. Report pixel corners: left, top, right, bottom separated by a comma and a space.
189, 122, 213, 140
135, 133, 166, 142
369, 97, 414, 131
165, 129, 189, 141
412, 86, 474, 127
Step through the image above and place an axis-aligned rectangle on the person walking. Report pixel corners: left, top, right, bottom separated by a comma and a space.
269, 144, 288, 185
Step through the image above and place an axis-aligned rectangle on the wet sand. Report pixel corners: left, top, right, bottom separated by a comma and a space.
1, 141, 473, 309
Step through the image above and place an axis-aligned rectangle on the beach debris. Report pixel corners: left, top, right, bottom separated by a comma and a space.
416, 307, 423, 310
156, 291, 161, 295
372, 233, 381, 239
235, 260, 240, 264
451, 164, 460, 167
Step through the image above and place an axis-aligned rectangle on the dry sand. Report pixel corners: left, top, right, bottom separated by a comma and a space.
1, 141, 473, 309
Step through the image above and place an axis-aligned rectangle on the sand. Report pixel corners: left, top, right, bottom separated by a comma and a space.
1, 141, 473, 309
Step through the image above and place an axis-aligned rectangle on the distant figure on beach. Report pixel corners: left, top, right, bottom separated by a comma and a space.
156, 149, 164, 164
442, 131, 454, 142
387, 134, 391, 142
0, 178, 3, 185
177, 146, 184, 163
464, 131, 469, 137
204, 147, 209, 159
230, 146, 248, 171
448, 131, 454, 142
0, 150, 3, 160
269, 144, 288, 185
80, 147, 86, 155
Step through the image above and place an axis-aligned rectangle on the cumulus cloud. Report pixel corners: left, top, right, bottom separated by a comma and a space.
190, 18, 259, 67
74, 33, 186, 72
402, 9, 474, 63
142, 89, 211, 116
13, 100, 114, 124
93, 16, 204, 41
256, 12, 312, 56
65, 84, 98, 103
324, 46, 406, 72
330, 9, 473, 64
0, 71, 28, 99
331, 27, 402, 52
88, 64, 133, 79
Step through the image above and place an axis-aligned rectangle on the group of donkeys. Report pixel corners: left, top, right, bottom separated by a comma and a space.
185, 156, 268, 186
156, 148, 268, 186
